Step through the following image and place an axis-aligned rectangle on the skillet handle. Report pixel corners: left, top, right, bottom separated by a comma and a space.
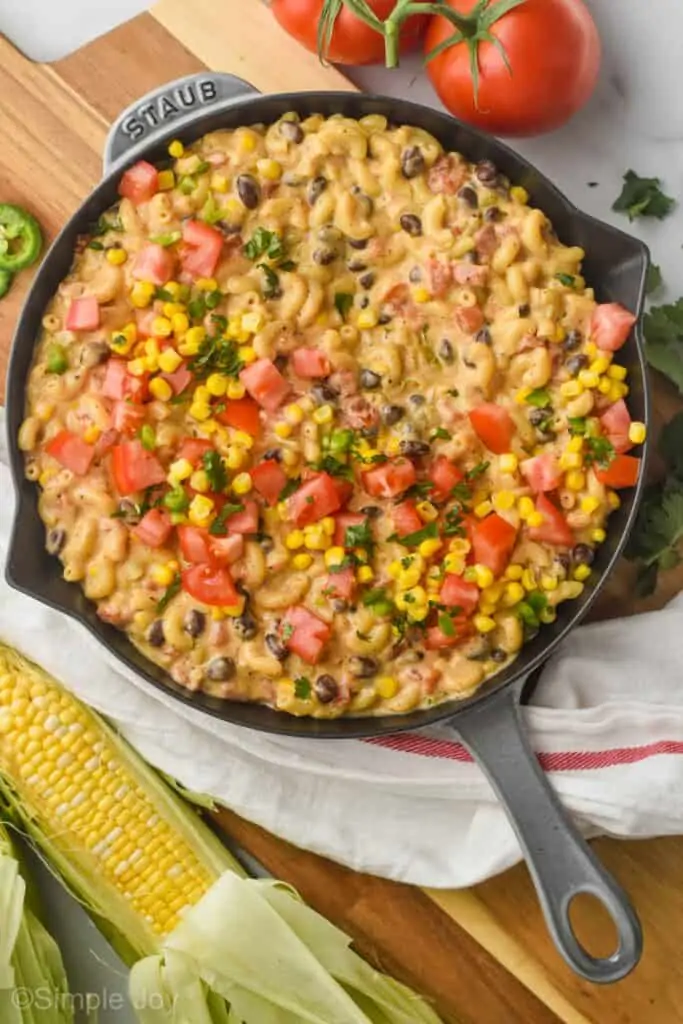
452, 683, 642, 983
103, 72, 260, 174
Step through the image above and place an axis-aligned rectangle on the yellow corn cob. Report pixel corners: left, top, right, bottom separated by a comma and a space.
0, 644, 243, 965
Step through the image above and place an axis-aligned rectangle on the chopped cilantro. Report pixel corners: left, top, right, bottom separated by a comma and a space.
188, 295, 206, 321
646, 263, 663, 296
204, 288, 223, 310
189, 333, 243, 380
328, 428, 355, 457
612, 170, 675, 221
155, 286, 176, 302
430, 427, 451, 441
312, 455, 354, 481
258, 263, 281, 299
437, 613, 456, 637
396, 521, 439, 547
568, 417, 588, 436
202, 450, 228, 493
334, 292, 354, 319
443, 506, 466, 537
87, 240, 104, 251
555, 273, 575, 288
244, 227, 285, 263
156, 573, 181, 613
279, 477, 301, 501
163, 487, 190, 514
294, 677, 311, 699
644, 297, 683, 394
344, 520, 373, 548
585, 436, 616, 469
209, 503, 245, 536
398, 481, 434, 502
466, 461, 490, 481
362, 588, 394, 616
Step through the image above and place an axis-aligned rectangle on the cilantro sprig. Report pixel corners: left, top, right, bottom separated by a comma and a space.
612, 170, 675, 221
202, 450, 228, 493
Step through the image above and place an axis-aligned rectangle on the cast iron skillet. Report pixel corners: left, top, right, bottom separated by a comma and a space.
5, 73, 650, 982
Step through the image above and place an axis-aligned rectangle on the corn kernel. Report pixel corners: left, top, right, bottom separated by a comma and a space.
357, 310, 378, 330
229, 431, 253, 451
560, 380, 584, 399
130, 281, 155, 309
357, 565, 374, 583
303, 526, 330, 551
172, 312, 190, 336
554, 325, 566, 343
384, 436, 402, 456
157, 348, 182, 374
515, 388, 531, 405
607, 491, 621, 510
608, 381, 629, 403
321, 517, 336, 536
151, 565, 175, 587
292, 553, 313, 570
169, 458, 193, 481
126, 357, 147, 377
418, 538, 442, 559
416, 501, 438, 523
482, 582, 504, 605
444, 554, 465, 575
574, 564, 592, 582
285, 530, 305, 551
505, 564, 524, 581
591, 528, 607, 543
541, 574, 558, 591
203, 373, 226, 398
162, 281, 182, 300
499, 453, 518, 474
449, 538, 471, 556
527, 511, 545, 528
236, 128, 257, 152
281, 449, 299, 469
376, 677, 398, 700
412, 286, 431, 304
567, 435, 584, 454
597, 378, 612, 395
474, 500, 493, 519
493, 490, 516, 512
189, 403, 211, 422
232, 473, 252, 496
589, 356, 611, 375
313, 404, 334, 425
225, 446, 246, 470
188, 494, 214, 525
324, 546, 345, 568
257, 158, 283, 181
581, 496, 601, 514
106, 247, 127, 266
578, 370, 599, 389
518, 496, 535, 521
157, 169, 175, 191
285, 404, 304, 425
395, 586, 427, 613
226, 379, 246, 400
503, 581, 525, 606
628, 421, 646, 445
521, 568, 536, 591
149, 377, 172, 402
510, 185, 528, 204
565, 470, 586, 492
238, 346, 256, 364
168, 139, 184, 158
559, 451, 582, 471
189, 470, 210, 493
584, 342, 598, 359
607, 364, 627, 381
272, 422, 291, 439
210, 172, 228, 193
473, 564, 494, 589
83, 425, 100, 445
473, 614, 497, 634
185, 325, 206, 348
388, 560, 402, 579
195, 277, 218, 292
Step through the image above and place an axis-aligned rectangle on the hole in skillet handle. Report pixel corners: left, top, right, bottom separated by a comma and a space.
450, 678, 643, 983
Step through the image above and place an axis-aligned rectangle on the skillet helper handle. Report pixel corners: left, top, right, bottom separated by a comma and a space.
103, 72, 260, 174
453, 684, 642, 983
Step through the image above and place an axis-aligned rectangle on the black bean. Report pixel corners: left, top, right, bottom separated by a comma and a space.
566, 353, 588, 376
360, 368, 382, 390
483, 206, 502, 223
332, 599, 348, 613
148, 620, 165, 648
377, 312, 393, 325
348, 258, 367, 272
348, 656, 378, 679
307, 176, 328, 205
46, 528, 66, 555
555, 552, 571, 575
347, 237, 368, 250
313, 247, 337, 266
518, 303, 531, 317
273, 354, 288, 372
217, 219, 242, 236
491, 647, 508, 663
259, 535, 275, 552
359, 272, 375, 290
408, 266, 422, 283
314, 674, 339, 704
360, 424, 379, 440
400, 213, 422, 237
265, 633, 288, 661
236, 174, 260, 210
475, 326, 492, 345
458, 185, 478, 208
463, 250, 479, 264
528, 407, 551, 427
80, 342, 110, 368
409, 393, 426, 407
233, 611, 258, 639
401, 145, 425, 179
438, 339, 454, 363
400, 439, 431, 458
183, 609, 206, 638
310, 383, 339, 405
563, 329, 582, 352
206, 657, 236, 681
359, 296, 370, 308
115, 498, 141, 524
263, 447, 282, 462
475, 159, 499, 184
360, 505, 382, 518
280, 119, 304, 143
381, 404, 405, 426
572, 544, 595, 566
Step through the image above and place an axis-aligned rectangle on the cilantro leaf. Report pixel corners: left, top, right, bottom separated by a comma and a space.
555, 273, 575, 288
202, 450, 228, 493
294, 677, 311, 699
279, 477, 301, 501
657, 410, 683, 480
430, 427, 451, 440
398, 481, 434, 502
344, 520, 373, 548
362, 588, 394, 616
626, 482, 683, 595
643, 298, 683, 393
334, 292, 354, 319
156, 573, 181, 613
437, 613, 456, 637
443, 506, 466, 537
209, 503, 245, 536
646, 263, 663, 296
466, 461, 490, 481
396, 521, 439, 547
568, 417, 588, 436
526, 387, 552, 408
244, 227, 285, 263
584, 436, 615, 469
258, 263, 281, 299
189, 333, 243, 379
312, 455, 354, 481
612, 170, 675, 221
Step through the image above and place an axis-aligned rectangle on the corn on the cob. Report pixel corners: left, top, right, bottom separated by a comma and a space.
0, 643, 243, 967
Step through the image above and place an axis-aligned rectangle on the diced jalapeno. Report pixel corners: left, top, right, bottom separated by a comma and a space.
0, 268, 12, 299
163, 487, 189, 513
139, 424, 156, 451
46, 343, 68, 375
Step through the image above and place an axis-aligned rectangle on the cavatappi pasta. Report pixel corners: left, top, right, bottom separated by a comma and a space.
20, 113, 644, 717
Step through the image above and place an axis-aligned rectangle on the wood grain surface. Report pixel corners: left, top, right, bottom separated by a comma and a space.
1, 6, 683, 1021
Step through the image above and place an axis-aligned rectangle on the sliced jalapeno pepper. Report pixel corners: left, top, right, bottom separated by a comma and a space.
0, 268, 12, 299
0, 204, 43, 273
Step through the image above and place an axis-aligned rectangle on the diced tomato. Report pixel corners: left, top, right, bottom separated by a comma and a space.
223, 499, 259, 535
132, 243, 174, 286
239, 359, 290, 413
528, 494, 575, 546
595, 453, 641, 489
111, 441, 166, 496
428, 455, 464, 499
334, 512, 367, 547
591, 303, 636, 352
469, 403, 515, 455
217, 396, 262, 436
177, 438, 214, 466
181, 564, 240, 607
250, 459, 287, 506
178, 525, 214, 564
118, 160, 159, 205
452, 262, 488, 286
133, 508, 173, 548
323, 567, 356, 601
382, 283, 418, 322
160, 363, 192, 397
65, 296, 100, 332
427, 154, 467, 195
291, 347, 331, 378
439, 574, 479, 615
425, 618, 472, 650
471, 513, 518, 576
428, 260, 452, 299
287, 473, 342, 526
135, 309, 158, 339
180, 220, 224, 279
520, 453, 563, 493
362, 458, 416, 499
111, 401, 145, 434
210, 533, 245, 565
392, 500, 423, 538
455, 306, 485, 334
45, 431, 95, 476
101, 360, 149, 404
599, 399, 633, 453
332, 478, 354, 508
94, 428, 119, 457
280, 606, 331, 665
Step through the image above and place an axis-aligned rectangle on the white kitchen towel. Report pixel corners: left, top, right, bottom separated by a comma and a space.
2, 410, 682, 888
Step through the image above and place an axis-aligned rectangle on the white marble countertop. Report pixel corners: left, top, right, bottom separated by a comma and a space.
1, 0, 682, 1018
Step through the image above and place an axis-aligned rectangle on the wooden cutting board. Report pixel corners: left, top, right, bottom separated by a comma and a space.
2, 4, 683, 1021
